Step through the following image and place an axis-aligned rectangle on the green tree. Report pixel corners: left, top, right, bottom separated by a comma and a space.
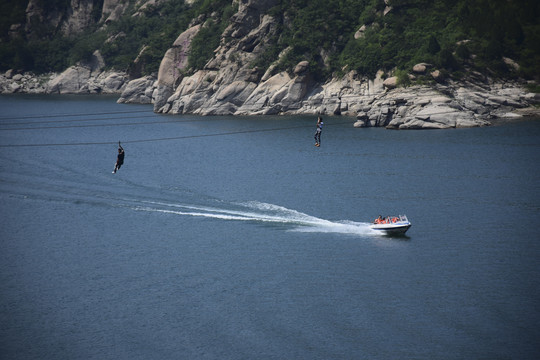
455, 43, 470, 60
427, 35, 440, 55
13, 43, 34, 70
395, 69, 411, 87
188, 20, 222, 70
438, 48, 458, 70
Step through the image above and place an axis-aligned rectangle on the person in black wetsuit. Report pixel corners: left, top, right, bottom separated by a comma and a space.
314, 116, 323, 147
113, 142, 124, 174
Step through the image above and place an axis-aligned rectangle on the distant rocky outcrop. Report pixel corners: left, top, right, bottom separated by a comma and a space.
0, 50, 127, 95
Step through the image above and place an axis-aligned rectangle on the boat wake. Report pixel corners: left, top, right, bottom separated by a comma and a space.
0, 154, 377, 237
131, 199, 378, 237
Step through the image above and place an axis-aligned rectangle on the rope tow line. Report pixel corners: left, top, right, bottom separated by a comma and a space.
0, 121, 352, 148
0, 113, 282, 128
0, 116, 234, 131
0, 114, 349, 130
0, 109, 151, 121
0, 114, 159, 127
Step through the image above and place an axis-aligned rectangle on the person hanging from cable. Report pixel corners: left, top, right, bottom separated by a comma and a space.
314, 116, 323, 147
112, 141, 125, 174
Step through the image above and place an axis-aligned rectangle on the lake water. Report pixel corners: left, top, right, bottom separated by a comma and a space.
1, 94, 539, 359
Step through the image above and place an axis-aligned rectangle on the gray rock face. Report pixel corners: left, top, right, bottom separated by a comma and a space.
100, 72, 127, 93
43, 50, 109, 94
412, 63, 431, 74
47, 66, 92, 94
123, 62, 534, 129
24, 0, 116, 37
383, 76, 398, 89
153, 24, 201, 111
0, 67, 128, 95
100, 0, 130, 24
117, 76, 156, 104
154, 1, 281, 116
352, 84, 514, 129
61, 0, 97, 36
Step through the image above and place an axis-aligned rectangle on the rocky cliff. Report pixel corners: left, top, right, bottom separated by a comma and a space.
2, 0, 539, 129
12, 0, 165, 39
131, 0, 538, 128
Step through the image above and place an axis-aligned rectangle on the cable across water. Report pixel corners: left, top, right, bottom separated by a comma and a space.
0, 120, 352, 148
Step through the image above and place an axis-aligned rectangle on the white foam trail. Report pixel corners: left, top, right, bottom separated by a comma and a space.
239, 201, 378, 236
135, 207, 258, 221
131, 199, 377, 236
292, 220, 377, 235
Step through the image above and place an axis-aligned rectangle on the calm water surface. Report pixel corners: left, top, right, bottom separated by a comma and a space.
1, 95, 539, 359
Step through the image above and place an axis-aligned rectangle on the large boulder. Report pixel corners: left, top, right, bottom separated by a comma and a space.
46, 66, 91, 94
431, 70, 443, 82
117, 76, 155, 104
4, 69, 15, 79
354, 24, 367, 39
383, 76, 397, 89
100, 72, 127, 93
412, 63, 431, 74
294, 61, 309, 75
502, 57, 520, 71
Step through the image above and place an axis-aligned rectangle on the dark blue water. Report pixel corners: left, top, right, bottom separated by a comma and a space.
1, 95, 539, 359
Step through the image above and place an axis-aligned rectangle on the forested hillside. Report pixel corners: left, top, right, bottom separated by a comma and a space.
1, 0, 538, 84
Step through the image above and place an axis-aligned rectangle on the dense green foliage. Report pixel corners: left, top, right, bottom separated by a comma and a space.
100, 1, 193, 75
0, 0, 26, 38
0, 0, 28, 70
0, 0, 538, 83
263, 0, 539, 80
0, 0, 232, 75
259, 0, 371, 81
187, 0, 237, 70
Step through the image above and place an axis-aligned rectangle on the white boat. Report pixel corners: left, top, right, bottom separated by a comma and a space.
371, 215, 411, 235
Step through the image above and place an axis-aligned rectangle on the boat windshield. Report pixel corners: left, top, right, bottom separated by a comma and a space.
374, 215, 408, 224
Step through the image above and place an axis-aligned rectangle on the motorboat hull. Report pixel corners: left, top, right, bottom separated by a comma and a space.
370, 223, 411, 235
371, 215, 411, 235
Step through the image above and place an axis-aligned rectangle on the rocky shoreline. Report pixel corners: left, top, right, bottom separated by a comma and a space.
0, 51, 128, 96
2, 63, 538, 130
